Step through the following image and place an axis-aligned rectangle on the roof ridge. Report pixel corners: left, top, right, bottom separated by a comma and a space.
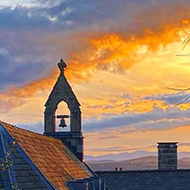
0, 120, 55, 140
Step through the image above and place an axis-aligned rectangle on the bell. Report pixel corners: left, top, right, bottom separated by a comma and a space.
59, 118, 67, 128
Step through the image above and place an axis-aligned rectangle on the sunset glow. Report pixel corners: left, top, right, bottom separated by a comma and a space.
1, 0, 190, 157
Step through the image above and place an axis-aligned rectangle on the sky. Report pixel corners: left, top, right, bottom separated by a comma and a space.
1, 0, 190, 156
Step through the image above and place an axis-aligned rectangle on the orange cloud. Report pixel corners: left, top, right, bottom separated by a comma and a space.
1, 12, 190, 113
66, 19, 189, 77
0, 69, 57, 113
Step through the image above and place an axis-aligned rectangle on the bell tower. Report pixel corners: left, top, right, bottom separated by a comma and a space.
44, 59, 83, 161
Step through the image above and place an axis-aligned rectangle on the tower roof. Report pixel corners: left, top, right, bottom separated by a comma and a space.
45, 59, 80, 107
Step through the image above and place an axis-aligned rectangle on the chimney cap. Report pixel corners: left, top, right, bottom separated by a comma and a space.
157, 142, 178, 148
157, 142, 178, 144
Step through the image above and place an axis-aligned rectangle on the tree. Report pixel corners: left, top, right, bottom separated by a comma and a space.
0, 141, 20, 190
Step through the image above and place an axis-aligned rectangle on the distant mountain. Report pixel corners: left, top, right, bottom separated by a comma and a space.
85, 151, 190, 161
86, 156, 190, 171
85, 151, 156, 161
87, 156, 157, 171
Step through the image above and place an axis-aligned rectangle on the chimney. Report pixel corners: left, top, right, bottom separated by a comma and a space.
157, 142, 178, 170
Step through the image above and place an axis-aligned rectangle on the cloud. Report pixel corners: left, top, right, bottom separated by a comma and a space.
0, 48, 9, 55
16, 121, 44, 133
0, 69, 57, 113
1, 0, 190, 114
86, 145, 155, 153
179, 142, 190, 146
86, 146, 128, 152
144, 93, 190, 105
0, 6, 50, 30
83, 107, 190, 132
0, 28, 60, 91
2, 0, 190, 156
0, 0, 36, 8
0, 1, 188, 76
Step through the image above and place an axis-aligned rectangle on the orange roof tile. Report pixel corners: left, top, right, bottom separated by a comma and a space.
0, 122, 92, 190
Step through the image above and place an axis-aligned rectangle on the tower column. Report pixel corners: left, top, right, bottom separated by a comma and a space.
44, 107, 56, 133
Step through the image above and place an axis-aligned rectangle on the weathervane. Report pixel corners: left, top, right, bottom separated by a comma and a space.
58, 58, 67, 74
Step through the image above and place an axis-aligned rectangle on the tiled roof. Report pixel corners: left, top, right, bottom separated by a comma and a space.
0, 122, 92, 190
7, 143, 50, 190
97, 170, 190, 190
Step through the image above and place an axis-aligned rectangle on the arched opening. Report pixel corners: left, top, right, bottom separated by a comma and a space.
55, 101, 70, 132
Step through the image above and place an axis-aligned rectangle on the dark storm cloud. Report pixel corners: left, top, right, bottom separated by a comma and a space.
0, 55, 49, 89
0, 4, 61, 90
0, 30, 56, 90
0, 1, 128, 30
0, 0, 154, 31
1, 0, 190, 32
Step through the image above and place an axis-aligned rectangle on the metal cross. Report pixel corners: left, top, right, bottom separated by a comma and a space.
57, 58, 67, 73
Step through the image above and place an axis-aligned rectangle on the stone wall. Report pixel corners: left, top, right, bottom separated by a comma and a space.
157, 142, 178, 170
45, 131, 84, 162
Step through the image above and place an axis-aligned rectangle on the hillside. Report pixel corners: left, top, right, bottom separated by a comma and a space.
85, 151, 190, 161
87, 156, 190, 171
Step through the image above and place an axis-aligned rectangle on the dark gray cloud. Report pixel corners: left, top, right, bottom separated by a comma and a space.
48, 0, 127, 25
0, 6, 51, 30
144, 93, 190, 105
16, 121, 44, 133
0, 55, 48, 89
1, 0, 174, 31
0, 0, 134, 31
0, 30, 56, 90
83, 107, 190, 132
